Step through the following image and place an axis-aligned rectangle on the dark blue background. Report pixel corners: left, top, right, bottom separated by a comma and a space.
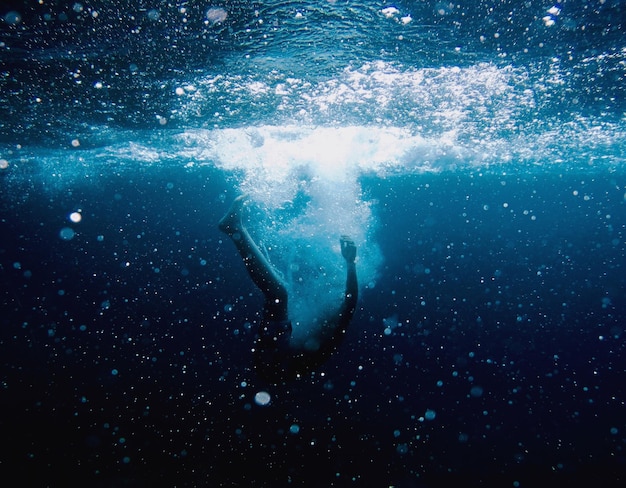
1, 0, 625, 486
2, 165, 625, 486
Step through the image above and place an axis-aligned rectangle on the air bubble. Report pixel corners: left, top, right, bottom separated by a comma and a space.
470, 386, 484, 398
424, 409, 436, 421
254, 391, 271, 406
59, 227, 76, 240
3, 11, 22, 25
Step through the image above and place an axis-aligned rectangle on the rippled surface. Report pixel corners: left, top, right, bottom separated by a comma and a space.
2, 2, 624, 142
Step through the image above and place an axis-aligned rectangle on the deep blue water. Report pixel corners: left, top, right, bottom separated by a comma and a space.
1, 1, 625, 487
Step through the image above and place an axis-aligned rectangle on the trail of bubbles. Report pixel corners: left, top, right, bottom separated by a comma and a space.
178, 126, 392, 322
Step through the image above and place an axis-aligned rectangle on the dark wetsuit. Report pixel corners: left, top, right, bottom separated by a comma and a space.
253, 319, 294, 382
253, 312, 353, 383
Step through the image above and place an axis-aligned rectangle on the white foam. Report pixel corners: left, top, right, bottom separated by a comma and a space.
4, 58, 625, 319
178, 125, 460, 184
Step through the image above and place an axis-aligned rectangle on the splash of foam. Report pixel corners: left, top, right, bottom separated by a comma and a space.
179, 125, 415, 324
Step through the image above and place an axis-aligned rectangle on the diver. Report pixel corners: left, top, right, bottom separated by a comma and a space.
218, 195, 358, 383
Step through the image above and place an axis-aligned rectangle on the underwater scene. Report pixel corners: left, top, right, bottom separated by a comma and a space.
1, 1, 625, 486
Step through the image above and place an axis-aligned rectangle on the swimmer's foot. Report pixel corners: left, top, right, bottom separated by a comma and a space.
218, 195, 248, 235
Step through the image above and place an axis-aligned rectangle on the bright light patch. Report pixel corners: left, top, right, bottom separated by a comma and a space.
206, 7, 227, 24
381, 7, 399, 18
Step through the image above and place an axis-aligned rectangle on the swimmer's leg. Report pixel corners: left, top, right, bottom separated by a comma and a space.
219, 195, 288, 321
339, 235, 358, 323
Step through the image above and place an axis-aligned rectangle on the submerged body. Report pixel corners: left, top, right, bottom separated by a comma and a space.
219, 195, 358, 382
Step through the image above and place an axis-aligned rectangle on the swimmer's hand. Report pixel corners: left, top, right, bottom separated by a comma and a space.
340, 235, 357, 263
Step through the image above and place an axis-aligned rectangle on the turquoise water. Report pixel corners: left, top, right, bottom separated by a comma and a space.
1, 1, 625, 486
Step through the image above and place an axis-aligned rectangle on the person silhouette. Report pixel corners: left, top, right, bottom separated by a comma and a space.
219, 195, 358, 383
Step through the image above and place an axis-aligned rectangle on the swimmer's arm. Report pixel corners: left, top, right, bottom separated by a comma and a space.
338, 236, 358, 324
310, 237, 357, 344
291, 237, 358, 356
